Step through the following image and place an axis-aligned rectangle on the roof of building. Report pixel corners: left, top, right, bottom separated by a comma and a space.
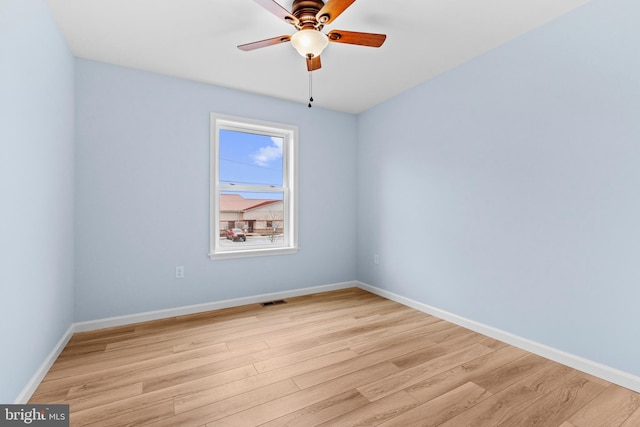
219, 194, 280, 212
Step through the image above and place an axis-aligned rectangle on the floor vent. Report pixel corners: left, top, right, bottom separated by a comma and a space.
260, 300, 287, 307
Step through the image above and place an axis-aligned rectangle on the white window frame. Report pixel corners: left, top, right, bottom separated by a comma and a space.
209, 113, 298, 260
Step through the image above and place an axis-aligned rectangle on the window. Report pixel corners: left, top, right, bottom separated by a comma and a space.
210, 114, 298, 259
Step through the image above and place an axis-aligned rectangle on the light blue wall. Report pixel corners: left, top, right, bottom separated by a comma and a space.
357, 0, 640, 377
0, 0, 75, 402
74, 59, 358, 321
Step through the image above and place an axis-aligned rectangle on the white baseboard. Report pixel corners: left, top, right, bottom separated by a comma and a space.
14, 325, 74, 404
73, 281, 357, 333
356, 281, 640, 394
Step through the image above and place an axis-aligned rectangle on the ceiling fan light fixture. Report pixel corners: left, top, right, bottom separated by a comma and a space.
290, 29, 328, 58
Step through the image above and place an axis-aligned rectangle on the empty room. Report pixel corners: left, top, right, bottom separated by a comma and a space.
2, 0, 640, 425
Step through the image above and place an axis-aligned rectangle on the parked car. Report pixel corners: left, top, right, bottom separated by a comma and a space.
226, 228, 246, 242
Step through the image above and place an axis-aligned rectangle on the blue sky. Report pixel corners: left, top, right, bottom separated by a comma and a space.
219, 129, 284, 199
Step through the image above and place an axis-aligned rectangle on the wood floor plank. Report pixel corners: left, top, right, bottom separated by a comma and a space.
27, 288, 640, 426
566, 384, 640, 427
211, 373, 368, 425
437, 363, 578, 427
172, 347, 359, 415
259, 389, 369, 427
172, 369, 285, 413
71, 396, 175, 426
214, 361, 406, 426
140, 351, 262, 394
155, 380, 300, 427
37, 339, 268, 402
42, 340, 232, 382
357, 343, 494, 402
253, 313, 432, 374
86, 399, 175, 427
621, 406, 640, 426
389, 329, 483, 369
496, 374, 608, 426
142, 364, 258, 405
440, 382, 541, 427
264, 308, 424, 350
348, 317, 452, 355
291, 337, 431, 390
65, 382, 143, 413
377, 381, 493, 427
405, 345, 530, 403
317, 390, 419, 426
472, 352, 552, 394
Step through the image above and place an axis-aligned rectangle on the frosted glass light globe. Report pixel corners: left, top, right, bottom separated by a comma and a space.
290, 29, 328, 58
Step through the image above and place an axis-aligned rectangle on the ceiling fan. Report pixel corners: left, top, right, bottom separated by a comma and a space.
238, 0, 387, 73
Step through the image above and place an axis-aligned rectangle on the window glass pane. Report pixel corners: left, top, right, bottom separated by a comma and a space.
219, 129, 283, 187
218, 191, 286, 248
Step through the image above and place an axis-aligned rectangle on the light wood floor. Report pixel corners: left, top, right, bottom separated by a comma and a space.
30, 288, 640, 426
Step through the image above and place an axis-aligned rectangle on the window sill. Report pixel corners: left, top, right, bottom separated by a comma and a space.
209, 246, 299, 260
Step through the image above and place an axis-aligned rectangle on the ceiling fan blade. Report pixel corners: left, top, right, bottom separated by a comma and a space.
306, 55, 322, 71
327, 30, 386, 47
254, 0, 299, 26
238, 35, 291, 51
316, 0, 356, 25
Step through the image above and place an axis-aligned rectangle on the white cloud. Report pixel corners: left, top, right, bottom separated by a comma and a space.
252, 137, 283, 167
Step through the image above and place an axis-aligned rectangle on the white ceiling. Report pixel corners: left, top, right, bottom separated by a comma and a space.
45, 0, 590, 114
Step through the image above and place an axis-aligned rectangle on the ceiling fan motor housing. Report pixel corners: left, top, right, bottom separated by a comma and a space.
292, 0, 327, 29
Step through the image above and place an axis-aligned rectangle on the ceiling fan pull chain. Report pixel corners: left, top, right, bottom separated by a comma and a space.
308, 71, 313, 108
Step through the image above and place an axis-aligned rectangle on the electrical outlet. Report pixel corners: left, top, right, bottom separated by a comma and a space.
175, 266, 185, 279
